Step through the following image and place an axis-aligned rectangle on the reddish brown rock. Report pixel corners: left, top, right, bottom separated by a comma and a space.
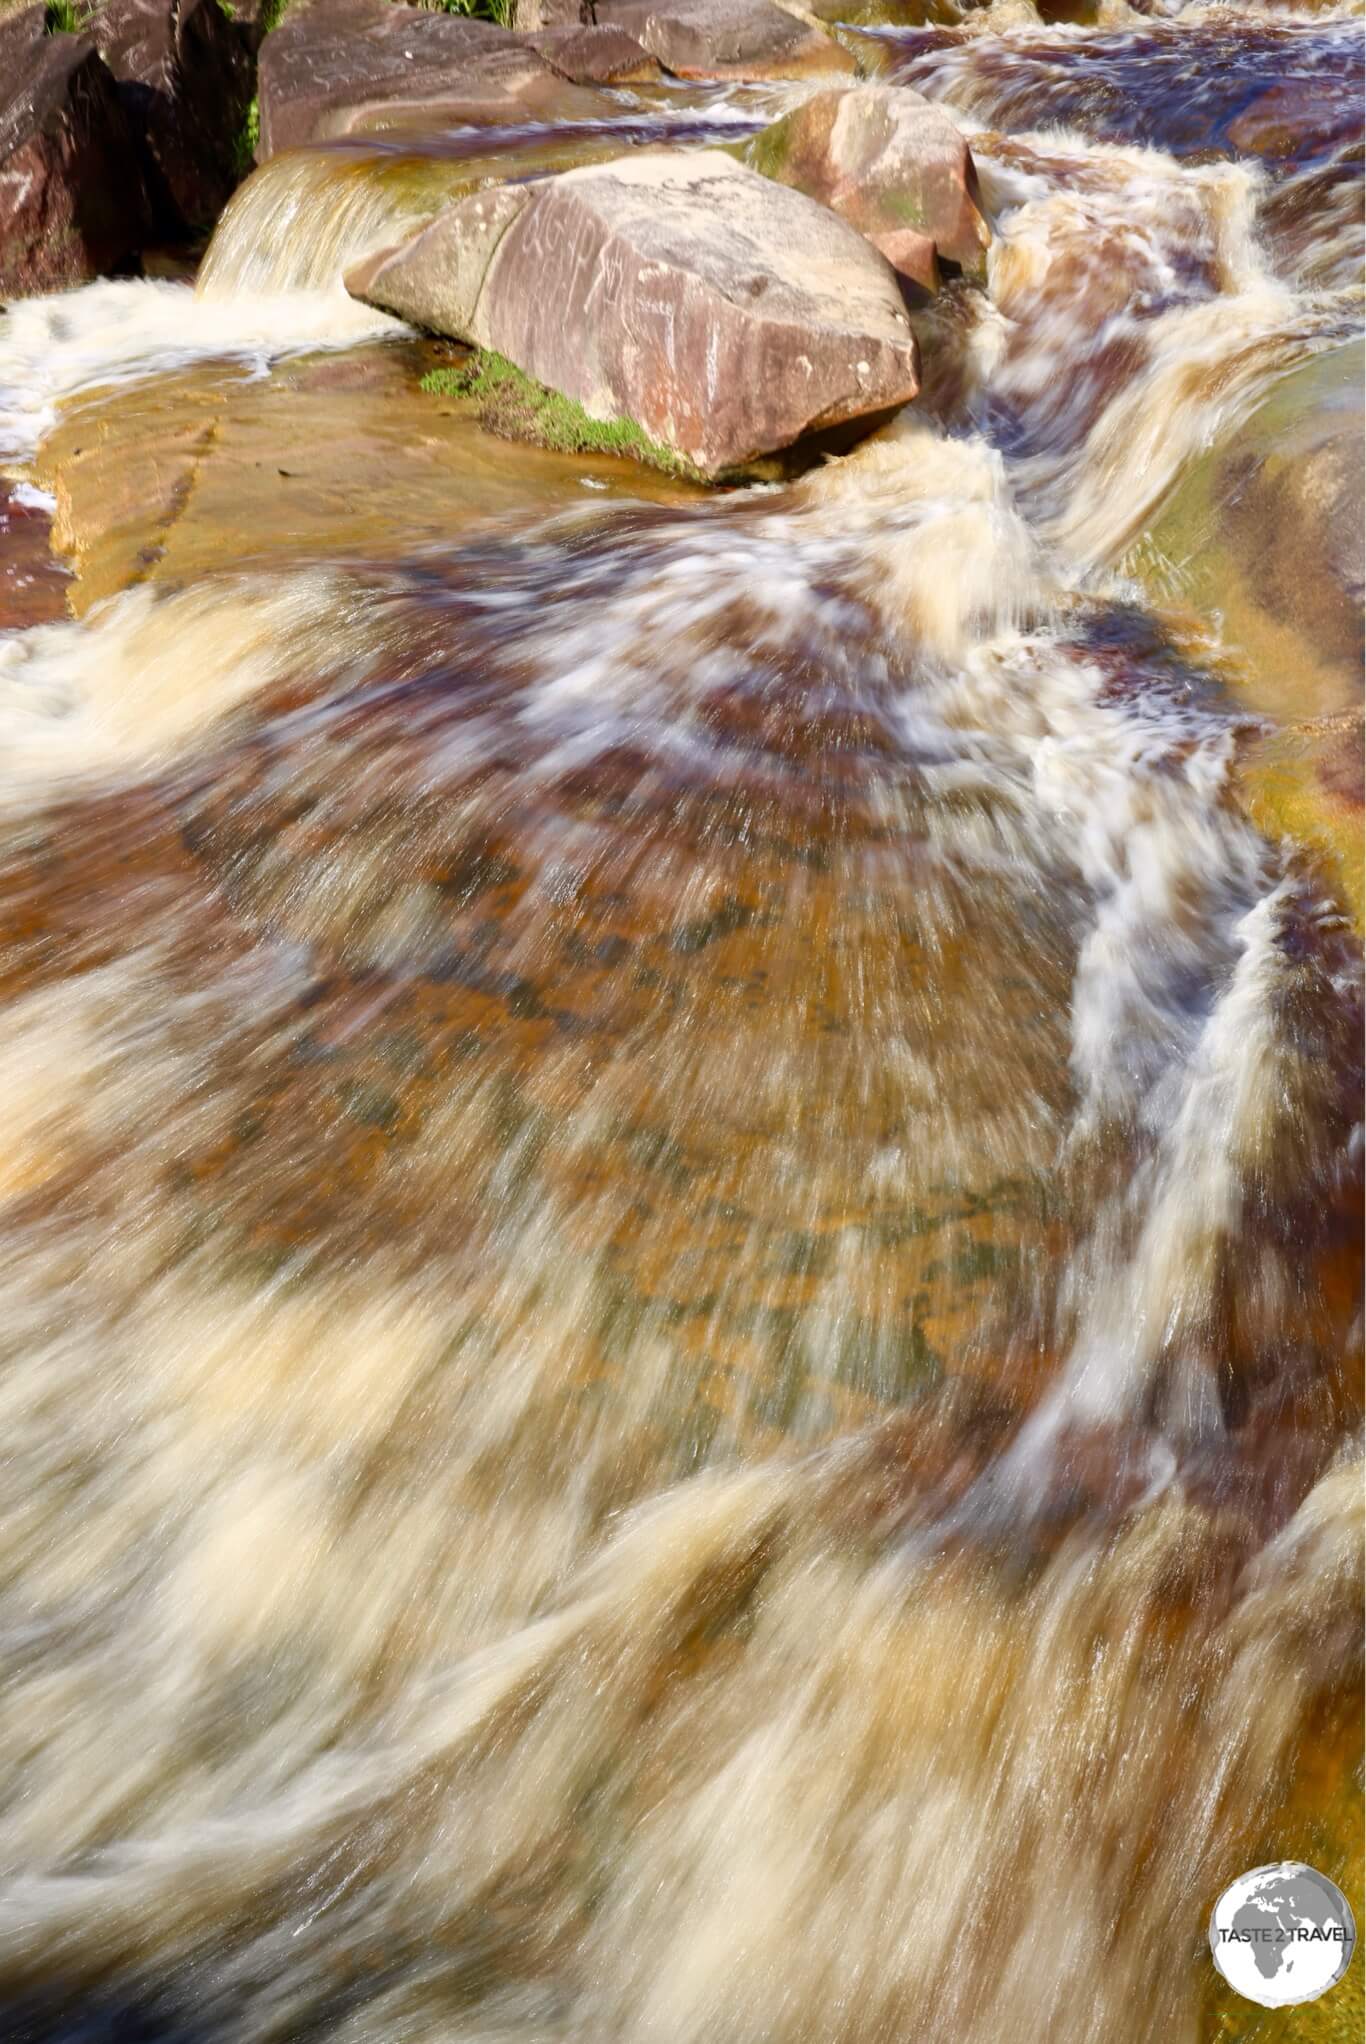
0, 486, 70, 629
1225, 76, 1361, 163
590, 0, 855, 80
348, 150, 919, 475
0, 6, 151, 296
748, 84, 990, 287
256, 0, 602, 157
92, 0, 254, 233
527, 22, 659, 83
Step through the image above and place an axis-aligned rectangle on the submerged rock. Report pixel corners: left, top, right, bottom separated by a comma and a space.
1239, 709, 1365, 934
1136, 341, 1364, 727
348, 150, 920, 475
590, 0, 856, 79
256, 0, 605, 157
1134, 341, 1364, 927
0, 5, 150, 297
748, 84, 990, 289
92, 0, 255, 234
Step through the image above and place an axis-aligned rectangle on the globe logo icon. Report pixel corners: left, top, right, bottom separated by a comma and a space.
1210, 1863, 1357, 2008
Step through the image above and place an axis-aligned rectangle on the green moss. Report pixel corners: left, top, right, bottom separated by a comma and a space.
234, 94, 260, 175
884, 188, 930, 230
420, 352, 706, 482
743, 116, 795, 183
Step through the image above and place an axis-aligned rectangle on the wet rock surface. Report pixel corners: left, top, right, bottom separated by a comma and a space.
0, 487, 70, 629
884, 17, 1362, 168
1133, 342, 1363, 724
349, 150, 921, 474
34, 338, 699, 611
1127, 336, 1364, 948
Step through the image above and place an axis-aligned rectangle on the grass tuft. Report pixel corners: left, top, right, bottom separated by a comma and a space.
413, 0, 515, 22
420, 352, 705, 481
43, 0, 90, 30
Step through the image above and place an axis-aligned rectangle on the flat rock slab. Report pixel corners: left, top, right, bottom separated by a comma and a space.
591, 0, 855, 78
93, 0, 254, 232
0, 5, 150, 296
749, 84, 989, 287
257, 0, 603, 157
35, 339, 696, 613
349, 149, 920, 475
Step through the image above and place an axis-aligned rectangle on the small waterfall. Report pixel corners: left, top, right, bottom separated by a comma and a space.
196, 146, 470, 299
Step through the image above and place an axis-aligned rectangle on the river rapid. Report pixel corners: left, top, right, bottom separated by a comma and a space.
0, 3, 1360, 2040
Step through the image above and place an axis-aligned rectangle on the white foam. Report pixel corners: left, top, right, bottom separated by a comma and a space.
0, 278, 400, 468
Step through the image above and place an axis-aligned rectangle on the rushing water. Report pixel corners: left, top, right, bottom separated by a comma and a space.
0, 9, 1360, 2042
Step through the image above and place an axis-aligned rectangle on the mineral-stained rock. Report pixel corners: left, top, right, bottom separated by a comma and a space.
1239, 709, 1365, 934
590, 0, 855, 79
748, 84, 989, 286
92, 0, 255, 233
0, 6, 151, 296
527, 23, 660, 83
348, 150, 920, 475
1133, 340, 1364, 928
1136, 340, 1364, 727
256, 0, 603, 157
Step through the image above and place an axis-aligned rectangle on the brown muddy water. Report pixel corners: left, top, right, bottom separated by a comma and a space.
0, 10, 1361, 2043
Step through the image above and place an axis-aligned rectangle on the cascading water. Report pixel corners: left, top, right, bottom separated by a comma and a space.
0, 7, 1359, 2041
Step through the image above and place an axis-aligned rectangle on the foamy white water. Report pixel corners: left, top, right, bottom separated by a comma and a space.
0, 278, 401, 468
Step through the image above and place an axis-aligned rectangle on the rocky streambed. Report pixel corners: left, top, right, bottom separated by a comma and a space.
0, 0, 1361, 2039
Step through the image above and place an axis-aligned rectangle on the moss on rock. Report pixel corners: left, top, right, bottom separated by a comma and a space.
420, 351, 708, 481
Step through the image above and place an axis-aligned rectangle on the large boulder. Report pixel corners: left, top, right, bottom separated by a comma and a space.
0, 6, 151, 297
348, 150, 919, 475
748, 84, 989, 289
589, 0, 855, 79
256, 0, 603, 157
92, 0, 255, 234
527, 23, 659, 83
